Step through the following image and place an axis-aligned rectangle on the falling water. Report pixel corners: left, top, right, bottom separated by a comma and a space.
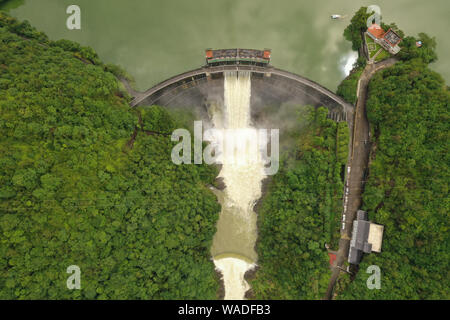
210, 71, 266, 300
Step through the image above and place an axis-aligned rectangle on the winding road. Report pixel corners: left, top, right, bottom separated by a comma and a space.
324, 57, 398, 300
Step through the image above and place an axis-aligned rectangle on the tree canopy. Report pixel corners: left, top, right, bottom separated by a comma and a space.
0, 12, 221, 299
337, 54, 449, 300
250, 107, 348, 299
343, 7, 371, 51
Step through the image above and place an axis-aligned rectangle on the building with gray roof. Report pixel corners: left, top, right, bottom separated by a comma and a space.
348, 210, 384, 265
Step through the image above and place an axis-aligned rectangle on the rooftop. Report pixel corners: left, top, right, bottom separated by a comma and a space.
367, 23, 385, 38
348, 210, 384, 264
205, 49, 271, 65
382, 28, 402, 46
368, 223, 384, 252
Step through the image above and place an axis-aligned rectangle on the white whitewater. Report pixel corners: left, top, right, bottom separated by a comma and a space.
341, 51, 358, 76
211, 71, 266, 300
213, 256, 253, 300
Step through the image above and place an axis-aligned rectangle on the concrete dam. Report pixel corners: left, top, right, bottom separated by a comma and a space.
128, 49, 354, 127
125, 49, 354, 299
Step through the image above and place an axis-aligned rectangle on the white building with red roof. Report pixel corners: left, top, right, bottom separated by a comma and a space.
366, 23, 402, 54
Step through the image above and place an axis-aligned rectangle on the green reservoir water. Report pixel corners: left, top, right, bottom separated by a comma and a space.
3, 0, 449, 91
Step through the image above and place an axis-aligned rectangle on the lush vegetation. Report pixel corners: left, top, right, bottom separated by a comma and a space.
365, 34, 380, 58
374, 48, 390, 62
336, 7, 449, 300
250, 107, 348, 299
337, 67, 363, 104
343, 7, 371, 51
0, 12, 221, 299
398, 32, 438, 64
338, 58, 449, 299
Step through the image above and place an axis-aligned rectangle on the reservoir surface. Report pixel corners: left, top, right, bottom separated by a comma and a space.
3, 0, 449, 91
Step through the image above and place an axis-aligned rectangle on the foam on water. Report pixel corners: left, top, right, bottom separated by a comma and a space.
340, 51, 358, 76
211, 71, 266, 300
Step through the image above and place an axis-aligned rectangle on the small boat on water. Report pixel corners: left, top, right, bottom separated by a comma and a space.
331, 14, 347, 20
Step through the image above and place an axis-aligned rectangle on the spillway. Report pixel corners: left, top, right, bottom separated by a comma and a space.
210, 71, 266, 300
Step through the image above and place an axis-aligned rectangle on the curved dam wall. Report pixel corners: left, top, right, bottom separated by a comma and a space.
130, 65, 354, 126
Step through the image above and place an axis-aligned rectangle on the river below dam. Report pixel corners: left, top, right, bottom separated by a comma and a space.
3, 0, 449, 91
210, 71, 263, 299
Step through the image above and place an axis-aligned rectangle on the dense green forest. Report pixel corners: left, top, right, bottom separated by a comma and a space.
336, 8, 449, 299
338, 59, 450, 300
250, 107, 348, 299
0, 12, 221, 299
